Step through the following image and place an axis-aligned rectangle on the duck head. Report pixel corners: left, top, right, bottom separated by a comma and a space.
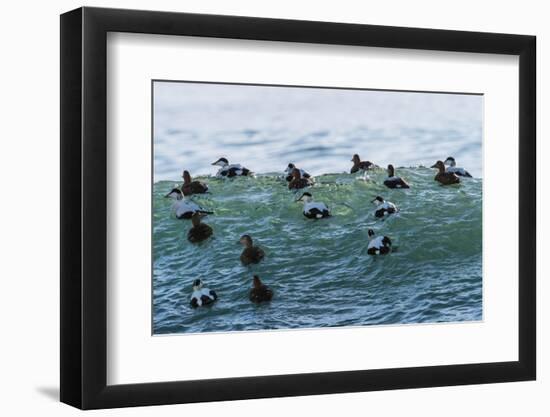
444, 156, 456, 167
182, 170, 192, 184
351, 154, 361, 164
252, 275, 263, 289
212, 157, 229, 167
165, 187, 183, 200
239, 234, 253, 247
285, 163, 296, 174
431, 160, 446, 173
191, 212, 203, 227
371, 196, 384, 206
297, 192, 313, 204
192, 279, 203, 291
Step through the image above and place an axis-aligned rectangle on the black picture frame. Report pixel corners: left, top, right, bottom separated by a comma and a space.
60, 6, 536, 410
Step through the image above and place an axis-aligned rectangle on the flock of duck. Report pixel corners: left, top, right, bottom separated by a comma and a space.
164, 155, 472, 308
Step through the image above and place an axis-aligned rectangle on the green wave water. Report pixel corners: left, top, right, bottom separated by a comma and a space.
153, 167, 482, 334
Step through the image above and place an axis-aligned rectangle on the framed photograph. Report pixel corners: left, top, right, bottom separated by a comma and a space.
60, 7, 536, 409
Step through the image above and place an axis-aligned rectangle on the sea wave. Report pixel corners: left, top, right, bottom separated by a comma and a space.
153, 167, 482, 334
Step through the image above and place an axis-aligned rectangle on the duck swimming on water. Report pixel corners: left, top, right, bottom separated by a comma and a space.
384, 164, 410, 189
190, 279, 218, 308
181, 170, 208, 195
187, 212, 213, 243
350, 154, 375, 174
285, 163, 311, 182
249, 275, 273, 303
297, 192, 331, 219
371, 196, 398, 218
239, 234, 265, 265
288, 168, 313, 190
367, 229, 392, 255
211, 157, 252, 178
350, 154, 376, 180
431, 160, 460, 185
165, 188, 213, 219
444, 157, 472, 177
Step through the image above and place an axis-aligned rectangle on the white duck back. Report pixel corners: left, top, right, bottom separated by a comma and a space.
304, 201, 328, 213
367, 236, 385, 250
173, 199, 200, 218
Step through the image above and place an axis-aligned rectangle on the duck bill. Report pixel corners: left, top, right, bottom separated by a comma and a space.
430, 163, 437, 168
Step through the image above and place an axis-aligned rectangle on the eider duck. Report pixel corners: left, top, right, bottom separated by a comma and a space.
285, 163, 311, 182
181, 170, 208, 195
211, 157, 252, 178
190, 279, 218, 308
383, 164, 410, 189
187, 212, 213, 243
239, 234, 265, 265
165, 188, 213, 219
297, 192, 331, 219
249, 275, 273, 303
431, 160, 460, 185
371, 196, 398, 218
444, 157, 472, 177
350, 154, 375, 174
367, 229, 392, 255
288, 168, 313, 190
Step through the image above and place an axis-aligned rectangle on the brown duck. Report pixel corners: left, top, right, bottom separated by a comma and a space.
181, 170, 209, 196
239, 235, 265, 265
288, 168, 313, 190
249, 275, 273, 303
383, 164, 410, 189
187, 212, 213, 243
350, 154, 375, 174
431, 160, 460, 185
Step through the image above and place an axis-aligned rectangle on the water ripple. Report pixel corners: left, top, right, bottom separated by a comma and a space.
153, 168, 482, 334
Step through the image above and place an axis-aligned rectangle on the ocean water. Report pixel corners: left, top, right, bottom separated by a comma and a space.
154, 82, 483, 180
153, 170, 482, 334
152, 82, 483, 335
